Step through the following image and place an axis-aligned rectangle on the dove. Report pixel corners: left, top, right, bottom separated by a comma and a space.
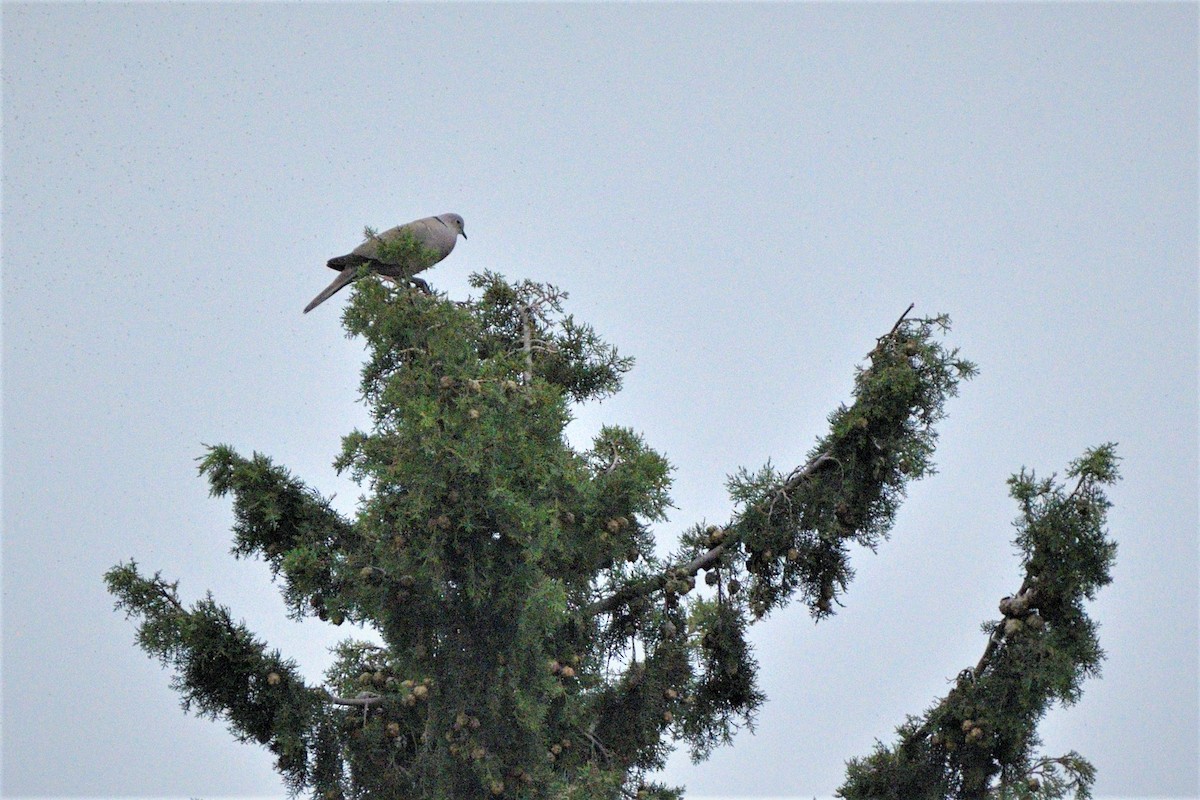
304, 213, 466, 313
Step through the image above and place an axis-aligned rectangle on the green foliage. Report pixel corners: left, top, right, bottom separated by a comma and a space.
105, 272, 1108, 800
197, 446, 362, 623
677, 598, 764, 762
838, 445, 1119, 800
104, 563, 329, 793
468, 272, 634, 403
712, 313, 977, 620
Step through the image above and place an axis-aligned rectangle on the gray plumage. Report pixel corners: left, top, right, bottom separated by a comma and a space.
304, 213, 466, 313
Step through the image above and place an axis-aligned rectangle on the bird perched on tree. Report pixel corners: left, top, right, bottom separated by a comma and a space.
304, 213, 466, 313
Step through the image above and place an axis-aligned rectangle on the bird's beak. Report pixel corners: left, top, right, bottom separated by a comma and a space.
461, 230, 468, 240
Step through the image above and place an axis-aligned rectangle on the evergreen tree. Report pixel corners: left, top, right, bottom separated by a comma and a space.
106, 271, 1116, 800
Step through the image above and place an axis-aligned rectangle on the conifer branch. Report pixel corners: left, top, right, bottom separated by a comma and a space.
587, 538, 732, 617
585, 448, 834, 618
973, 576, 1035, 679
841, 448, 1116, 797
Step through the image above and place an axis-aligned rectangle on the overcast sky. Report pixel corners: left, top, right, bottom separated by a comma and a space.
3, 4, 1196, 798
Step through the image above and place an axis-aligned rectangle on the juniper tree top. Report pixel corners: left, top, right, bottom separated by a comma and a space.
107, 271, 1115, 800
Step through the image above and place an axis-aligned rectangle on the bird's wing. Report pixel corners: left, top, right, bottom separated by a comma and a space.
352, 220, 434, 262
327, 253, 367, 271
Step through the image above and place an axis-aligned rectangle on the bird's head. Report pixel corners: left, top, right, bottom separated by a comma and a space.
440, 213, 467, 240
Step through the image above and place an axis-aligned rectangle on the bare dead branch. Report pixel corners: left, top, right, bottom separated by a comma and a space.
881, 303, 916, 341
519, 305, 534, 384
329, 692, 387, 708
155, 581, 185, 613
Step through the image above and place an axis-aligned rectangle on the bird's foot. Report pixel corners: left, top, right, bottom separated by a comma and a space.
409, 276, 432, 294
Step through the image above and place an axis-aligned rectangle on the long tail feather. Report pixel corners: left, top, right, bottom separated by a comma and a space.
303, 267, 358, 313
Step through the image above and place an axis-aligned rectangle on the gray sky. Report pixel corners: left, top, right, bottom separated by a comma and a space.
2, 3, 1196, 798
